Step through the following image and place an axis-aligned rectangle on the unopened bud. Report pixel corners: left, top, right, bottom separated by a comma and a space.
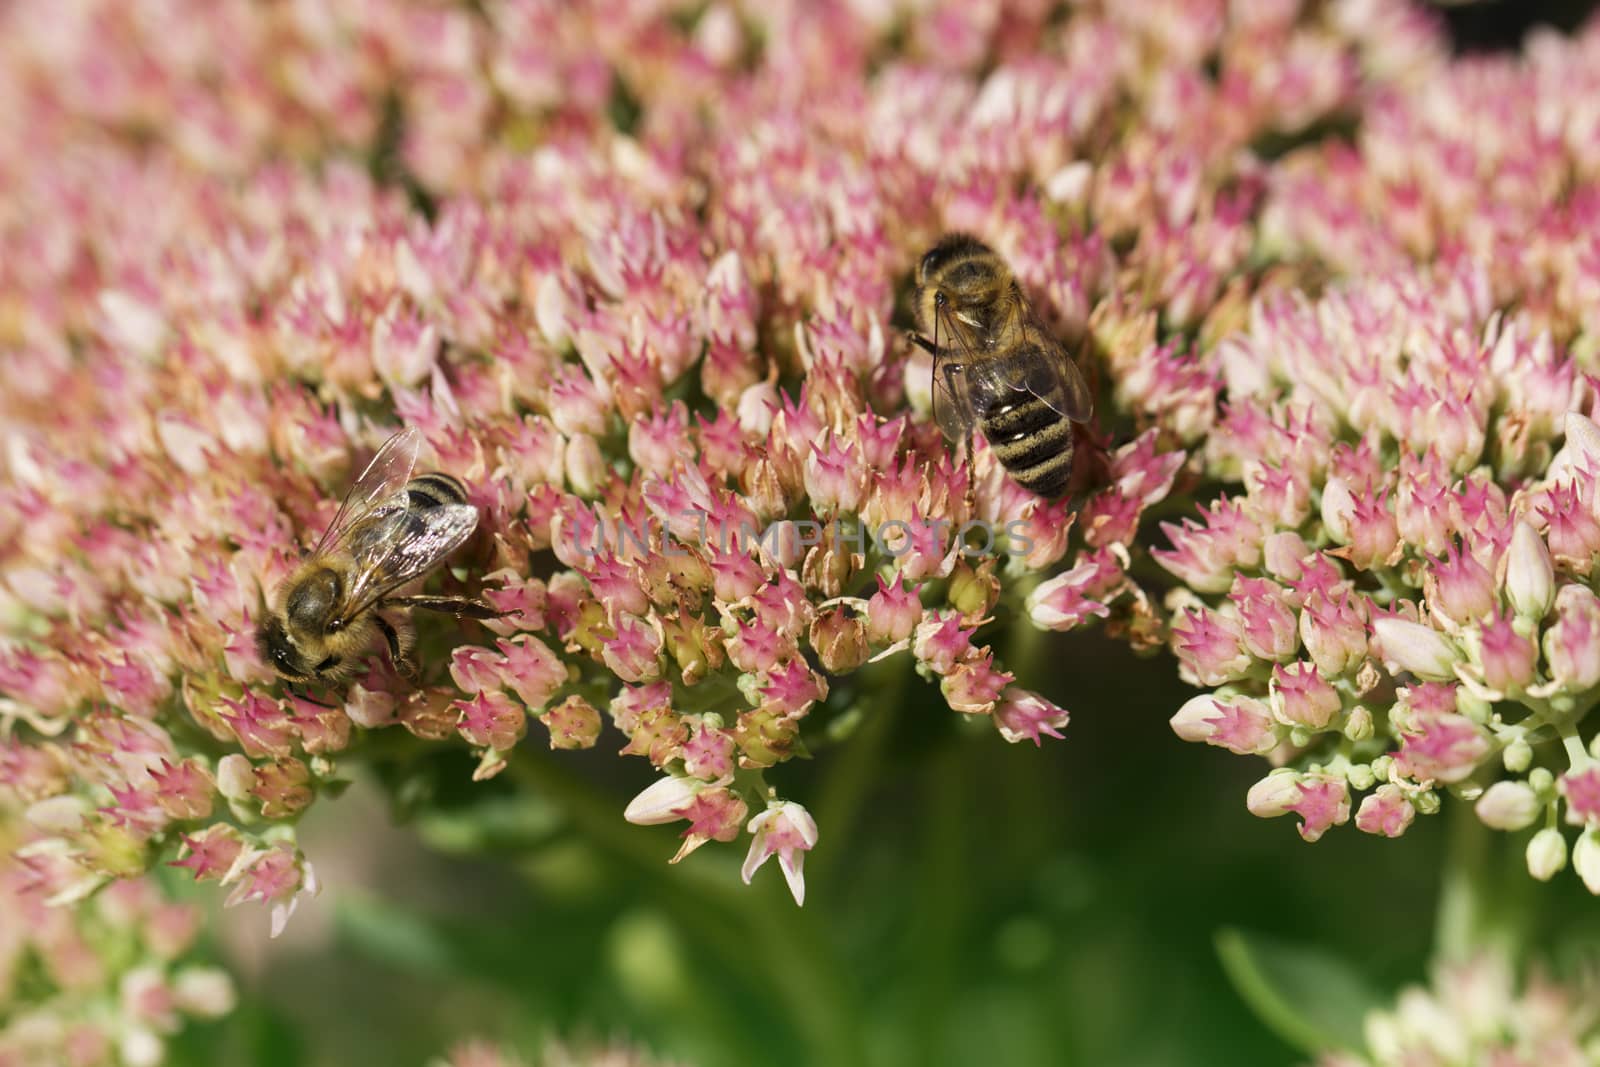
1527, 827, 1568, 881
215, 755, 256, 803
1475, 781, 1540, 831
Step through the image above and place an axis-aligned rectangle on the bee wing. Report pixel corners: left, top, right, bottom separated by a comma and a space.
929, 300, 981, 443
312, 427, 423, 555
969, 314, 1094, 424
338, 499, 481, 623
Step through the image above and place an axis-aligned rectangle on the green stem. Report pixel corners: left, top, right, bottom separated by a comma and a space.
808, 657, 909, 890
503, 750, 864, 1066
1433, 798, 1488, 963
1560, 724, 1591, 769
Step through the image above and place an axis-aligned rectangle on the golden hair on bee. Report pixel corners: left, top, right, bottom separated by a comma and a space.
256, 427, 501, 690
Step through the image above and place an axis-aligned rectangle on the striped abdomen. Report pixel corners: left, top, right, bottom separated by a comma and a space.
979, 394, 1075, 499
405, 472, 468, 511
345, 472, 470, 562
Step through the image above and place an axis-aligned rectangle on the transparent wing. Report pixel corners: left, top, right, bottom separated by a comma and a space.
967, 311, 1094, 424
338, 502, 481, 623
929, 301, 981, 443
313, 426, 423, 554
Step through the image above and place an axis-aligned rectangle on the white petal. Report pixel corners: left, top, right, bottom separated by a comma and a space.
740, 832, 773, 886
777, 850, 807, 907
623, 775, 698, 825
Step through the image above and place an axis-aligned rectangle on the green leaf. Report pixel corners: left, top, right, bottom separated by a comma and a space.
1215, 927, 1384, 1056
333, 890, 459, 977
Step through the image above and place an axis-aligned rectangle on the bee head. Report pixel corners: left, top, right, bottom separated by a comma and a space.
916, 233, 994, 288
256, 615, 312, 681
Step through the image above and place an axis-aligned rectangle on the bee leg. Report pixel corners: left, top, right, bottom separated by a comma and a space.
374, 615, 420, 681
384, 594, 506, 620
963, 429, 977, 520
289, 684, 337, 710
907, 331, 937, 355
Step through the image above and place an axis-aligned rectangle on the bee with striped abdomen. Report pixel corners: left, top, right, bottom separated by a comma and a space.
256, 426, 500, 686
909, 233, 1093, 500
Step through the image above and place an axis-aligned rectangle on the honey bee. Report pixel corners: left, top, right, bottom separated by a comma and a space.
909, 233, 1094, 500
257, 427, 500, 687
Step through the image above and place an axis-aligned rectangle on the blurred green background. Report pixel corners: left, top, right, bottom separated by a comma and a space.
154, 627, 1600, 1067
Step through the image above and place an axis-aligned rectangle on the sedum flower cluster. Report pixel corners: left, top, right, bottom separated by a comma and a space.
0, 802, 233, 1066
1, 2, 1599, 1044
1315, 954, 1600, 1067
1, 0, 1394, 929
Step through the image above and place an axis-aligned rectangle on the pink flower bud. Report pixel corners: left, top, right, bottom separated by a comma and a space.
708, 548, 765, 603
547, 365, 611, 437
629, 405, 692, 479
737, 381, 779, 438
1397, 475, 1454, 558
540, 695, 602, 751
1476, 613, 1536, 692
913, 613, 975, 675
1153, 499, 1264, 593
250, 758, 313, 819
809, 609, 869, 674
1321, 475, 1355, 543
1475, 781, 1540, 830
760, 658, 827, 716
1025, 560, 1114, 631
1543, 585, 1600, 691
1395, 710, 1489, 784
672, 788, 750, 863
449, 644, 503, 694
1286, 777, 1351, 842
726, 618, 788, 675
1341, 488, 1401, 570
1538, 484, 1600, 573
1181, 692, 1278, 755
1298, 591, 1368, 677
866, 573, 920, 645
994, 688, 1070, 745
1354, 785, 1414, 838
1171, 608, 1252, 686
1373, 617, 1461, 681
1503, 520, 1555, 618
496, 636, 569, 711
1263, 531, 1313, 582
1426, 543, 1495, 626
940, 652, 1013, 715
1548, 411, 1600, 483
602, 616, 664, 684
455, 690, 528, 754
1247, 772, 1304, 818
1244, 462, 1311, 528
565, 434, 608, 497
803, 438, 867, 515
149, 759, 215, 821
682, 722, 736, 780
345, 683, 397, 729
1270, 661, 1341, 730
617, 705, 687, 767
1231, 577, 1299, 661
171, 826, 246, 884
1559, 766, 1600, 827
